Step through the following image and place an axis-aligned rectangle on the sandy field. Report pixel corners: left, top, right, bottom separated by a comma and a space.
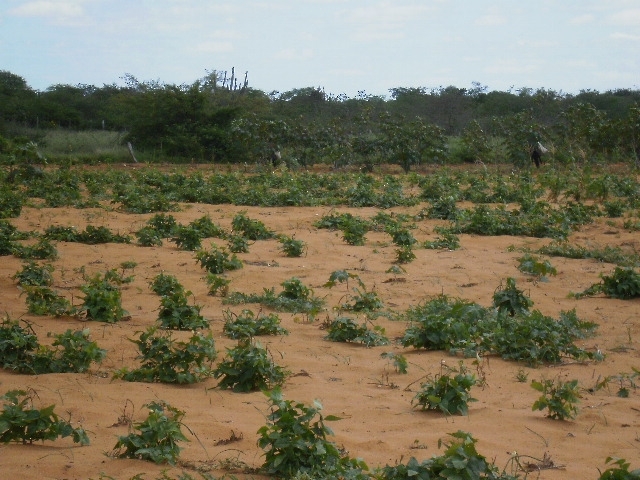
0, 168, 638, 479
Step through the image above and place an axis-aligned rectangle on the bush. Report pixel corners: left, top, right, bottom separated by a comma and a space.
114, 326, 216, 384
257, 387, 367, 478
222, 309, 288, 339
157, 291, 208, 330
231, 212, 275, 240
111, 401, 187, 465
412, 362, 477, 415
572, 267, 640, 300
324, 317, 389, 347
531, 377, 580, 420
195, 245, 243, 274
0, 389, 90, 445
213, 340, 288, 392
79, 271, 128, 322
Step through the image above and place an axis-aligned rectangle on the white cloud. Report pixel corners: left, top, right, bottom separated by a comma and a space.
195, 40, 233, 53
569, 14, 594, 25
608, 8, 640, 26
475, 14, 506, 26
274, 48, 314, 61
610, 32, 640, 41
346, 2, 432, 42
9, 0, 84, 18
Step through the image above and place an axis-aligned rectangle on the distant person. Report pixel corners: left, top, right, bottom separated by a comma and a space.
271, 148, 282, 167
530, 141, 548, 168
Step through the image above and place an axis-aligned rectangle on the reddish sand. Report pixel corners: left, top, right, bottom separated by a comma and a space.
1, 172, 639, 479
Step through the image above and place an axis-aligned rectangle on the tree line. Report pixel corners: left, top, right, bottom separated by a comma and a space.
1, 69, 639, 170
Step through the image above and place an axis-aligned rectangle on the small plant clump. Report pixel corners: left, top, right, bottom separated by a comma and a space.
79, 270, 129, 322
278, 234, 306, 257
517, 253, 557, 281
231, 212, 275, 240
531, 377, 580, 420
0, 318, 106, 374
213, 340, 289, 392
412, 362, 477, 416
195, 245, 243, 274
149, 272, 185, 297
257, 387, 368, 478
12, 260, 54, 286
114, 326, 216, 384
0, 389, 90, 445
492, 277, 534, 316
157, 290, 209, 330
222, 309, 288, 339
324, 316, 389, 347
111, 400, 188, 465
204, 273, 230, 296
598, 457, 640, 480
381, 352, 409, 374
572, 267, 640, 300
377, 431, 514, 480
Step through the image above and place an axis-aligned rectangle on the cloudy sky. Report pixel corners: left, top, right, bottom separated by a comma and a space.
1, 0, 638, 97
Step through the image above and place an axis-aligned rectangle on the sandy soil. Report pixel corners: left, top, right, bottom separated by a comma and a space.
0, 174, 639, 479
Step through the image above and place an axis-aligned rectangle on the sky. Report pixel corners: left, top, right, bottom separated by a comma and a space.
1, 0, 639, 98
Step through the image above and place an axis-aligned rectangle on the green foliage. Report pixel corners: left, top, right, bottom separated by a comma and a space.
412, 362, 477, 415
492, 277, 534, 316
537, 240, 640, 267
377, 431, 514, 480
157, 291, 208, 330
224, 280, 325, 316
517, 254, 557, 280
0, 318, 105, 374
231, 212, 275, 240
314, 212, 370, 246
195, 245, 243, 274
423, 231, 461, 250
171, 225, 203, 251
44, 224, 131, 244
598, 457, 640, 480
572, 267, 640, 299
147, 213, 178, 237
12, 260, 54, 286
257, 387, 367, 478
531, 378, 580, 420
150, 272, 185, 297
380, 352, 408, 374
21, 285, 76, 316
0, 184, 25, 218
79, 270, 128, 322
222, 309, 288, 339
213, 340, 288, 392
325, 270, 384, 313
426, 196, 459, 220
135, 226, 164, 246
12, 238, 58, 260
394, 245, 416, 264
114, 326, 216, 384
279, 234, 306, 257
204, 273, 230, 296
226, 233, 250, 253
324, 317, 389, 347
188, 215, 226, 238
400, 295, 598, 365
0, 389, 90, 445
112, 401, 188, 465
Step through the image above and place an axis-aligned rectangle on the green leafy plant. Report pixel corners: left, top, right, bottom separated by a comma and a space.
517, 253, 557, 281
314, 212, 370, 246
278, 234, 306, 257
325, 271, 384, 313
213, 340, 288, 392
150, 272, 185, 297
204, 273, 230, 296
572, 267, 640, 300
157, 291, 208, 330
412, 362, 477, 415
224, 279, 325, 316
12, 238, 58, 260
394, 245, 416, 264
227, 234, 250, 253
111, 400, 188, 465
492, 277, 533, 316
0, 389, 90, 445
598, 457, 640, 480
381, 352, 408, 374
171, 225, 203, 251
21, 285, 76, 316
377, 431, 512, 480
531, 377, 580, 420
231, 212, 275, 240
12, 261, 54, 286
257, 387, 367, 478
114, 326, 216, 384
195, 245, 243, 274
324, 316, 389, 346
222, 309, 288, 339
0, 318, 105, 374
79, 270, 128, 322
424, 231, 461, 250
